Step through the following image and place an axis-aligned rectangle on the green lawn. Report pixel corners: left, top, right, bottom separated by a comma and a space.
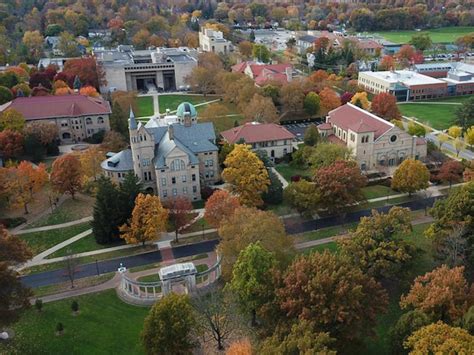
27, 197, 93, 228
370, 26, 474, 44
136, 96, 153, 117
275, 163, 312, 182
362, 185, 396, 200
0, 290, 148, 355
47, 234, 124, 259
159, 94, 213, 114
18, 223, 92, 256
398, 103, 457, 130
295, 223, 357, 242
303, 242, 339, 254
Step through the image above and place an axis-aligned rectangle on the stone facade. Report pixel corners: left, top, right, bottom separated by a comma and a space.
199, 28, 232, 54
318, 104, 427, 172
101, 102, 219, 201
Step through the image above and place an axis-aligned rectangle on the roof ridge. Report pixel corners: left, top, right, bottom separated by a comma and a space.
345, 103, 394, 128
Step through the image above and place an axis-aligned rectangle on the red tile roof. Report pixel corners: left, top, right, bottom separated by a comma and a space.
326, 134, 346, 146
231, 62, 293, 85
2, 95, 111, 120
317, 122, 332, 130
221, 122, 295, 144
328, 103, 393, 139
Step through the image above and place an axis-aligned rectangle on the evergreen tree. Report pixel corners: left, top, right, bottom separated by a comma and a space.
118, 171, 143, 225
110, 102, 129, 139
73, 75, 82, 91
249, 30, 255, 43
91, 176, 122, 244
263, 169, 283, 205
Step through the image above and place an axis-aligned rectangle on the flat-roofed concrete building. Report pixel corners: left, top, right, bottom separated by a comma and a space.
199, 28, 232, 54
95, 46, 198, 93
358, 70, 447, 101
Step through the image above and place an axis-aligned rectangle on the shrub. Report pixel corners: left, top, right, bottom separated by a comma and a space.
56, 322, 64, 335
71, 300, 79, 313
34, 299, 43, 312
0, 217, 27, 228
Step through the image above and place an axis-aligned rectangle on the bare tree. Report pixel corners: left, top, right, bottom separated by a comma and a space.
64, 249, 79, 288
192, 286, 243, 351
436, 223, 467, 267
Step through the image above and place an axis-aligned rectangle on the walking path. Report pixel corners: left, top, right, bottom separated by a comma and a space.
271, 167, 289, 188
399, 102, 462, 105
14, 216, 93, 235
35, 252, 218, 304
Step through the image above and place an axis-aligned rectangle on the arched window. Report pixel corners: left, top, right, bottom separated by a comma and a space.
85, 117, 92, 125
170, 159, 186, 171
62, 132, 71, 139
97, 117, 104, 124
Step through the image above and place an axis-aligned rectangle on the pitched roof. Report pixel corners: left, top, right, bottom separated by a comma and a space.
101, 149, 133, 172
328, 103, 393, 139
3, 95, 111, 120
221, 122, 295, 144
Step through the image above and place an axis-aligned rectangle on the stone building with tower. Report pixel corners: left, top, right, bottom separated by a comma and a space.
101, 102, 219, 201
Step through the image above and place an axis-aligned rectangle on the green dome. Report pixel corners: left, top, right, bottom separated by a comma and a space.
176, 102, 197, 118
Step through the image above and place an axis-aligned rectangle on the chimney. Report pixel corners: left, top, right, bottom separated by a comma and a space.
168, 125, 174, 140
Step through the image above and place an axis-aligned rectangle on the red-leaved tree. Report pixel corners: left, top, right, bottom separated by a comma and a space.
163, 196, 193, 243
371, 93, 401, 120
0, 129, 24, 159
204, 190, 241, 228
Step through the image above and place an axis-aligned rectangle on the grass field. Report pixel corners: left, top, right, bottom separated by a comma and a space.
18, 223, 92, 256
47, 234, 124, 259
275, 163, 312, 182
398, 103, 457, 130
0, 290, 148, 355
136, 94, 218, 117
136, 96, 153, 117
27, 197, 93, 229
370, 26, 474, 44
362, 185, 396, 200
294, 223, 357, 243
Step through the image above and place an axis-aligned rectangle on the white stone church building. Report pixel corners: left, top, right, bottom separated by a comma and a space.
317, 103, 427, 172
101, 102, 219, 201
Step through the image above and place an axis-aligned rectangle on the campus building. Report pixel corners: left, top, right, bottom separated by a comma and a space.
101, 102, 219, 201
221, 122, 296, 161
317, 103, 427, 171
358, 70, 447, 101
0, 95, 111, 144
199, 28, 232, 54
94, 46, 198, 93
414, 62, 474, 96
231, 61, 296, 86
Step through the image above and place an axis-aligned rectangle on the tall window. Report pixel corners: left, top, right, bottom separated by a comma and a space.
170, 159, 186, 171
85, 117, 92, 125
97, 117, 104, 124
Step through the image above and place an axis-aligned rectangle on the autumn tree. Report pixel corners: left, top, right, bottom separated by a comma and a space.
371, 93, 401, 120
350, 91, 370, 110
400, 265, 474, 324
111, 91, 138, 114
79, 85, 99, 97
303, 92, 320, 116
260, 320, 336, 355
339, 207, 416, 280
410, 33, 432, 51
464, 126, 474, 146
404, 322, 474, 354
279, 80, 306, 112
277, 251, 388, 345
9, 161, 48, 214
0, 109, 25, 132
218, 207, 294, 280
378, 55, 395, 71
24, 121, 58, 145
51, 154, 82, 199
63, 58, 104, 89
448, 125, 463, 139
204, 190, 240, 228
319, 87, 341, 115
77, 147, 103, 182
120, 193, 168, 246
0, 129, 24, 159
303, 124, 320, 146
57, 31, 80, 57
0, 86, 12, 104
0, 226, 33, 329
438, 160, 464, 187
101, 131, 128, 152
407, 121, 426, 137
222, 144, 270, 207
238, 41, 253, 58
163, 196, 193, 243
309, 142, 351, 169
284, 181, 319, 217
252, 44, 271, 63
389, 310, 431, 355
142, 293, 197, 355
186, 67, 216, 95
243, 94, 279, 123
229, 242, 276, 326
22, 30, 44, 61
391, 159, 430, 195
227, 339, 253, 355
313, 160, 367, 214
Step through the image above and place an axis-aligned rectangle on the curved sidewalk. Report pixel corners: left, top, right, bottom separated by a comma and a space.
15, 216, 93, 235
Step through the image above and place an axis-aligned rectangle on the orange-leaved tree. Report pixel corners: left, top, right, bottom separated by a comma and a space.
50, 154, 82, 199
371, 93, 400, 120
319, 87, 341, 115
120, 193, 168, 246
79, 147, 105, 182
10, 161, 48, 214
204, 189, 241, 228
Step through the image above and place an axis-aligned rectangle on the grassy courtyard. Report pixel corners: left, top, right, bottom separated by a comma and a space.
398, 103, 457, 130
274, 163, 312, 182
0, 290, 149, 355
136, 96, 153, 117
18, 223, 92, 256
369, 26, 474, 44
361, 185, 396, 200
136, 94, 218, 117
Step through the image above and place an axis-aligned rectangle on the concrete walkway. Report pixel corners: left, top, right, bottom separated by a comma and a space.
36, 252, 218, 303
271, 167, 289, 188
15, 216, 93, 235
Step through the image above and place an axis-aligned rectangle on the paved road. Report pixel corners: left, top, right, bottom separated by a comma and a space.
21, 196, 441, 288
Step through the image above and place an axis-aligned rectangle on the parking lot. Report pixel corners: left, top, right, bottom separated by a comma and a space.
283, 121, 322, 141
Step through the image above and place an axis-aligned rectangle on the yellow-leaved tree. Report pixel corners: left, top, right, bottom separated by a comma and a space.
448, 125, 462, 139
79, 147, 105, 182
391, 159, 430, 196
119, 193, 168, 246
221, 144, 270, 207
350, 91, 370, 110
